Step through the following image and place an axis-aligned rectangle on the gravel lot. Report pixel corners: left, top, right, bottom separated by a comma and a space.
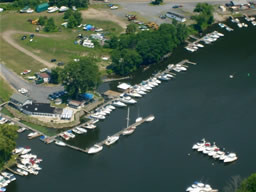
108, 0, 232, 25
0, 63, 63, 103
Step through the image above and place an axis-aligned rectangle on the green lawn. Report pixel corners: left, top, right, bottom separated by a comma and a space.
0, 11, 122, 74
20, 120, 59, 136
0, 107, 14, 117
0, 77, 13, 103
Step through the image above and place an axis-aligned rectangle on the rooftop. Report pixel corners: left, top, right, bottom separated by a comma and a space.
10, 93, 30, 104
39, 72, 50, 78
22, 103, 59, 114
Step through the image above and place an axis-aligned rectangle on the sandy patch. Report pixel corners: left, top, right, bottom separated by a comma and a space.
81, 8, 127, 29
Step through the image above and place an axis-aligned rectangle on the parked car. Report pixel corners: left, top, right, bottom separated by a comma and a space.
172, 5, 182, 8
51, 59, 57, 62
30, 34, 34, 38
21, 35, 27, 40
57, 62, 64, 66
160, 14, 166, 19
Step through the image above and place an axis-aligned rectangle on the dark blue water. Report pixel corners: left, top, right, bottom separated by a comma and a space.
7, 20, 256, 192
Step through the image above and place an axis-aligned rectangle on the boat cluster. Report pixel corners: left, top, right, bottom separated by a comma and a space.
218, 23, 234, 31
192, 139, 238, 163
87, 115, 155, 154
11, 146, 42, 177
229, 17, 248, 28
59, 126, 88, 141
0, 171, 16, 191
185, 31, 224, 52
244, 15, 256, 26
186, 182, 214, 192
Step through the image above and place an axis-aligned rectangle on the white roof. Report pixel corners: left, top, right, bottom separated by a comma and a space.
117, 83, 131, 90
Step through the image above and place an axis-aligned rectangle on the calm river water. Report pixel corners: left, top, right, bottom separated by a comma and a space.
7, 19, 256, 192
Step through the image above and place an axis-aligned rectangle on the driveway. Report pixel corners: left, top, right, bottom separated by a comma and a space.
0, 63, 63, 103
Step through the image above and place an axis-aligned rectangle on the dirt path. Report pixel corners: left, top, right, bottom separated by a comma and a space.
81, 8, 127, 29
1, 30, 55, 68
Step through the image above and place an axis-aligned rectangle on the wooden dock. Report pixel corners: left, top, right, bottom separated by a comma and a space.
85, 115, 154, 152
6, 167, 23, 176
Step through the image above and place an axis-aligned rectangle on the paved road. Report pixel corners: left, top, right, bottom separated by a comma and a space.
0, 63, 63, 103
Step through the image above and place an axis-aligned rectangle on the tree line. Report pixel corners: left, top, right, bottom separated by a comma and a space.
107, 21, 189, 76
50, 58, 101, 99
0, 124, 17, 168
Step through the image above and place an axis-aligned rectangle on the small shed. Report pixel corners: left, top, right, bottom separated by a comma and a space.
10, 93, 32, 107
68, 100, 83, 109
38, 73, 50, 83
36, 3, 49, 13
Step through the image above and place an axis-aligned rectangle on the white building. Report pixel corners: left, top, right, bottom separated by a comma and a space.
166, 12, 186, 22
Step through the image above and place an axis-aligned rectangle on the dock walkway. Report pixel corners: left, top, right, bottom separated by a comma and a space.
85, 115, 153, 152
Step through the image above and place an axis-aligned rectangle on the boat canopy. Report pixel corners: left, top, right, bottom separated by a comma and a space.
117, 83, 131, 90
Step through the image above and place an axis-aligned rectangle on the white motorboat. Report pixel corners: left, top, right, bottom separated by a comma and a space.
122, 126, 136, 135
223, 153, 238, 163
48, 6, 59, 13
219, 153, 227, 161
72, 128, 83, 134
76, 127, 88, 133
158, 75, 170, 81
196, 43, 204, 48
27, 132, 40, 139
87, 144, 103, 154
21, 147, 31, 155
65, 131, 75, 138
226, 27, 234, 31
127, 91, 142, 98
1, 172, 16, 182
104, 135, 119, 146
120, 96, 137, 104
12, 147, 24, 154
197, 142, 210, 152
135, 89, 146, 95
192, 139, 206, 150
208, 148, 220, 156
59, 6, 69, 12
152, 77, 161, 84
55, 140, 66, 146
60, 133, 70, 140
146, 115, 155, 122
83, 123, 96, 129
90, 113, 105, 120
16, 168, 28, 176
237, 23, 243, 28
112, 100, 127, 107
20, 153, 37, 159
106, 105, 115, 110
17, 127, 27, 133
218, 23, 225, 28
136, 117, 143, 122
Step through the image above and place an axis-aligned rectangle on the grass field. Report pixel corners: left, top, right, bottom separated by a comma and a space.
0, 10, 122, 75
20, 120, 59, 136
0, 77, 13, 103
0, 107, 14, 117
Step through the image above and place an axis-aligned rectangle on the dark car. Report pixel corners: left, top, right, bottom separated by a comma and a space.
57, 62, 64, 66
30, 34, 34, 39
21, 35, 27, 40
160, 15, 166, 19
172, 5, 182, 8
51, 59, 57, 62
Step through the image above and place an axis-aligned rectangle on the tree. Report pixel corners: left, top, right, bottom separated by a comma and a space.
0, 124, 17, 167
111, 49, 142, 76
44, 18, 57, 32
60, 58, 101, 98
68, 15, 77, 28
126, 23, 137, 34
64, 9, 73, 19
192, 3, 214, 32
38, 16, 47, 26
237, 173, 256, 192
50, 67, 62, 84
108, 35, 119, 49
73, 11, 82, 25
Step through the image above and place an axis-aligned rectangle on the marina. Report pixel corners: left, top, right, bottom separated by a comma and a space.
1, 14, 256, 192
